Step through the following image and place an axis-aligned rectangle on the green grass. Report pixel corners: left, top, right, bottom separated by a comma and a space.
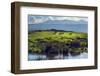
28, 31, 88, 54
28, 31, 87, 42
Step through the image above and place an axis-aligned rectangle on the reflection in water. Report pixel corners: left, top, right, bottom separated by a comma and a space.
28, 52, 88, 61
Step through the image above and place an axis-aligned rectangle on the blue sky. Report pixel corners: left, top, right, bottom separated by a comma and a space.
28, 15, 88, 33
28, 15, 88, 24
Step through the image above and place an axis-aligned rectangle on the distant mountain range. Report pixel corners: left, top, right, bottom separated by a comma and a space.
29, 29, 74, 32
29, 19, 87, 25
28, 19, 88, 33
44, 20, 86, 24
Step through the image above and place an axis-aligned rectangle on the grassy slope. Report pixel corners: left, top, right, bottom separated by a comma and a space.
28, 31, 87, 42
28, 31, 87, 54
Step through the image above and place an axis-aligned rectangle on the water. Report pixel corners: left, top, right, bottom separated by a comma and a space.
28, 52, 88, 61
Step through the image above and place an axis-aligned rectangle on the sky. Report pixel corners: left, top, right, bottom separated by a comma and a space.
28, 15, 88, 33
28, 15, 88, 24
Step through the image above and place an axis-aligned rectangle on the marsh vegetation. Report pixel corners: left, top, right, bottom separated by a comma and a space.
28, 29, 88, 60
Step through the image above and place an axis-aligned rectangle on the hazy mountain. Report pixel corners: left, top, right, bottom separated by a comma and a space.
28, 17, 88, 33
43, 19, 87, 24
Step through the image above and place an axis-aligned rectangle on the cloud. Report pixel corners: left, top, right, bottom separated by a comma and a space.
28, 16, 48, 24
28, 15, 88, 24
32, 18, 48, 24
48, 16, 87, 21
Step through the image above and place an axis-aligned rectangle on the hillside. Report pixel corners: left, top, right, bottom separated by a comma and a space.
28, 30, 88, 59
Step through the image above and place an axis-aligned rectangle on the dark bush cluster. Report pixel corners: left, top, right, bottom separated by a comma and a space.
28, 37, 88, 59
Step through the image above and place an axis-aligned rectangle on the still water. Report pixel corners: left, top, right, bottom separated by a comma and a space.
28, 52, 88, 61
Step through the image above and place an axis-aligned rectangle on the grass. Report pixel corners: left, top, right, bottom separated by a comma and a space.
28, 30, 88, 55
28, 31, 87, 42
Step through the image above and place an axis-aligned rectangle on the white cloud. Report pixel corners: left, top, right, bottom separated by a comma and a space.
32, 18, 47, 24
48, 16, 55, 20
29, 16, 88, 24
30, 16, 48, 24
48, 16, 88, 21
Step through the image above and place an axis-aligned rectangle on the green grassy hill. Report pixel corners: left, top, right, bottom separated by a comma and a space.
29, 31, 87, 42
28, 30, 88, 57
